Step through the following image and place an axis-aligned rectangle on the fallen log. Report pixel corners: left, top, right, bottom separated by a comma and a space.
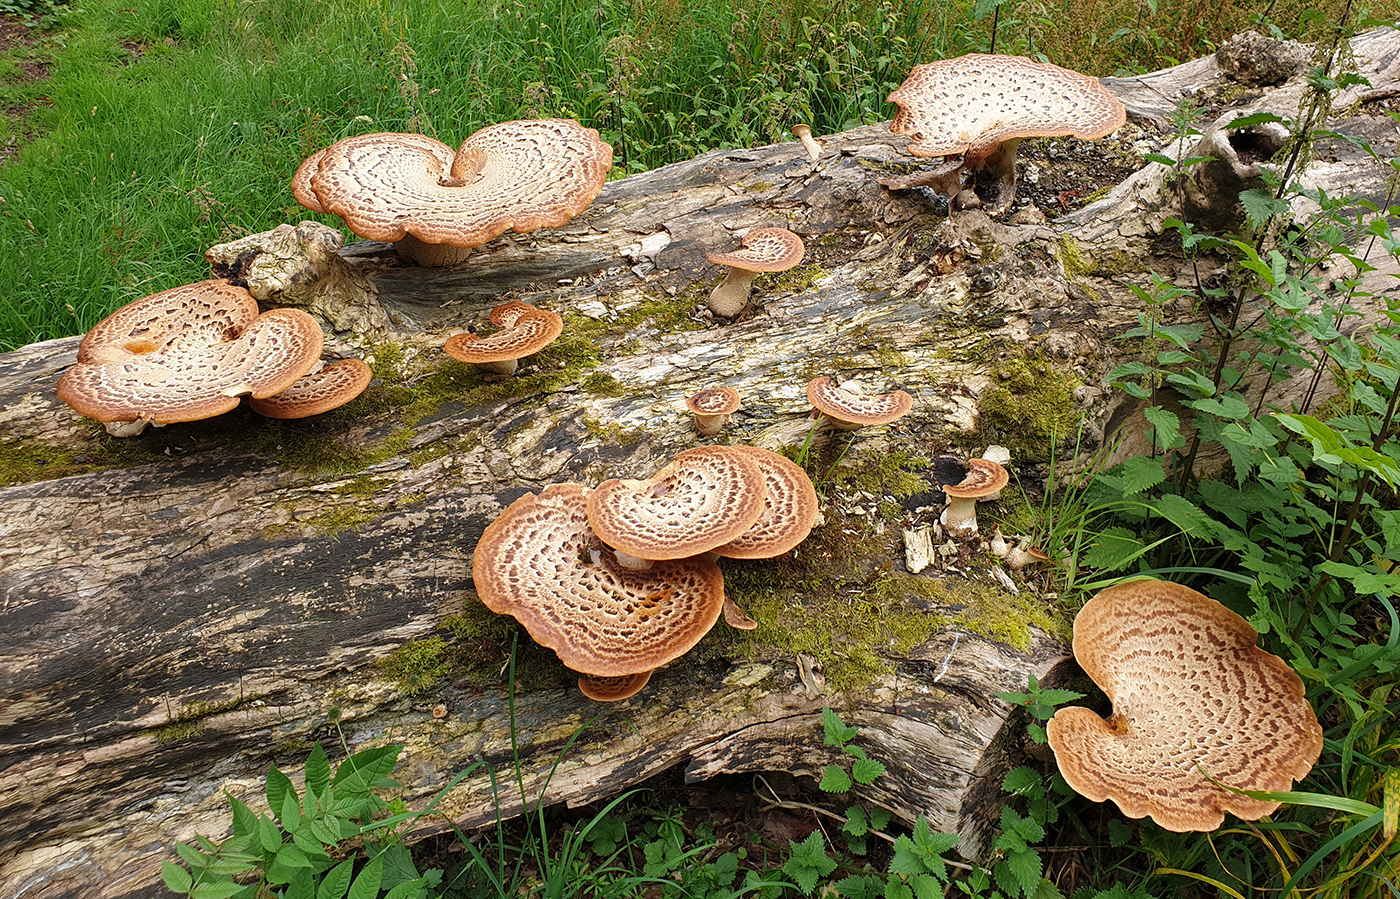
2, 27, 1398, 898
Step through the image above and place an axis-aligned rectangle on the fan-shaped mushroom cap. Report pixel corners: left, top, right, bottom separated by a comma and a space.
588, 446, 768, 562
443, 303, 563, 376
249, 358, 373, 419
295, 120, 613, 266
883, 54, 1125, 211
888, 54, 1126, 164
472, 483, 726, 677
806, 376, 913, 431
686, 387, 742, 436
1047, 580, 1323, 832
578, 670, 653, 702
705, 227, 805, 317
57, 280, 323, 428
711, 446, 820, 559
939, 457, 1009, 538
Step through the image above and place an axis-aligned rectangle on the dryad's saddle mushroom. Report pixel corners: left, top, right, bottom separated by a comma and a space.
882, 54, 1126, 213
705, 227, 805, 318
940, 457, 1009, 539
443, 300, 563, 376
472, 483, 727, 697
292, 119, 613, 266
686, 387, 742, 436
806, 376, 913, 431
57, 279, 324, 435
709, 446, 820, 560
248, 358, 373, 419
587, 446, 768, 565
1046, 580, 1323, 832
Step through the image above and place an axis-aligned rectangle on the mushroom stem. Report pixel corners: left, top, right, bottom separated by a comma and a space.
961, 138, 1024, 214
692, 410, 731, 436
940, 497, 980, 538
395, 233, 473, 267
476, 358, 519, 376
612, 548, 655, 571
792, 124, 823, 162
707, 267, 759, 318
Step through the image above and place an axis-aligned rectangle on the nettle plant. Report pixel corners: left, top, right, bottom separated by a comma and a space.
1061, 36, 1400, 896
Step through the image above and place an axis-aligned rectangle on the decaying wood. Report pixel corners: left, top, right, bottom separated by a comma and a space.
3, 28, 1399, 898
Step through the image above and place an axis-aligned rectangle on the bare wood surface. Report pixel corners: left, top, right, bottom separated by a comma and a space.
3, 29, 1398, 898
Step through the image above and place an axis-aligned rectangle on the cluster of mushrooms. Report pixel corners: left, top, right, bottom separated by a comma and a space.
471, 444, 819, 701
49, 49, 1325, 830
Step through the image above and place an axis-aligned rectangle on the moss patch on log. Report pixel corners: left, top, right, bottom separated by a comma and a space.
976, 350, 1084, 461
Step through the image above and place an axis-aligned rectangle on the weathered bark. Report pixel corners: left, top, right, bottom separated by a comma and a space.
3, 28, 1398, 898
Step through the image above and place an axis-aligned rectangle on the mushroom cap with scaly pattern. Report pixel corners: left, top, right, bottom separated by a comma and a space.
1046, 580, 1323, 832
472, 483, 726, 678
249, 358, 373, 419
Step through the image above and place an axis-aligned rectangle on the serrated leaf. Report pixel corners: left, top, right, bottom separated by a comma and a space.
305, 743, 331, 797
258, 816, 283, 853
1149, 493, 1213, 537
910, 873, 944, 899
333, 744, 403, 796
1002, 847, 1043, 895
161, 861, 194, 895
1117, 455, 1166, 495
870, 806, 892, 831
1002, 766, 1041, 795
852, 756, 887, 785
820, 764, 853, 793
378, 842, 421, 891
834, 874, 884, 899
844, 805, 869, 837
1081, 527, 1144, 572
274, 842, 313, 869
383, 881, 424, 899
822, 707, 859, 746
175, 842, 213, 869
189, 883, 249, 899
1240, 188, 1291, 229
267, 764, 295, 822
1143, 405, 1185, 451
1107, 818, 1133, 848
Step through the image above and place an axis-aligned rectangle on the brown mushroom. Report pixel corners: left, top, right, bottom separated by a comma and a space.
443, 301, 563, 376
1046, 580, 1323, 832
722, 595, 759, 630
792, 124, 823, 161
56, 280, 323, 436
249, 358, 373, 419
472, 483, 726, 688
705, 227, 805, 318
805, 376, 913, 431
686, 387, 741, 436
578, 670, 653, 702
293, 119, 613, 266
882, 54, 1126, 213
710, 446, 820, 560
939, 457, 1008, 538
587, 446, 767, 565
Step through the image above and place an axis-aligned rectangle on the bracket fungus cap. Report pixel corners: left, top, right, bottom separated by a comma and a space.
686, 386, 742, 436
249, 357, 373, 419
884, 54, 1126, 211
577, 670, 653, 702
294, 119, 612, 266
444, 302, 563, 375
587, 446, 768, 562
1046, 579, 1324, 832
806, 376, 913, 430
472, 483, 726, 678
57, 280, 323, 429
711, 446, 820, 560
705, 227, 805, 318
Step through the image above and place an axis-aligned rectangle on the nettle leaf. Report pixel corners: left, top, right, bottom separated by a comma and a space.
1227, 111, 1288, 129
1149, 493, 1213, 537
783, 831, 837, 895
852, 756, 887, 785
1001, 847, 1044, 896
822, 707, 859, 746
833, 874, 884, 899
1118, 455, 1166, 494
1081, 527, 1144, 572
844, 805, 869, 837
1002, 766, 1042, 796
870, 807, 892, 832
820, 764, 853, 793
1107, 818, 1134, 848
1190, 392, 1250, 420
1241, 188, 1291, 228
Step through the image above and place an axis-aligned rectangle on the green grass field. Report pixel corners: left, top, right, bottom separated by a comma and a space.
0, 0, 1357, 350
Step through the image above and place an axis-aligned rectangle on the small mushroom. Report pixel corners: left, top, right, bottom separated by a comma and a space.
792, 124, 823, 161
705, 228, 805, 318
710, 446, 820, 560
722, 595, 759, 630
686, 387, 741, 436
587, 446, 768, 564
57, 279, 324, 436
293, 119, 613, 266
881, 54, 1126, 213
249, 358, 373, 419
939, 457, 1008, 538
472, 483, 727, 696
1046, 580, 1323, 832
443, 301, 563, 375
805, 376, 913, 431
1004, 541, 1050, 571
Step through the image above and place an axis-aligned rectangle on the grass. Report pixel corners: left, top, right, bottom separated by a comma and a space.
0, 0, 1360, 350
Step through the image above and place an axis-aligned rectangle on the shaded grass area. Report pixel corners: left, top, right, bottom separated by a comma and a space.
0, 0, 1363, 350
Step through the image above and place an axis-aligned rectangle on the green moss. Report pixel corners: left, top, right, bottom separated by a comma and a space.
1056, 234, 1091, 278
584, 416, 646, 446
581, 371, 627, 397
0, 439, 97, 486
741, 180, 774, 191
977, 350, 1085, 462
150, 695, 258, 746
873, 572, 1069, 651
762, 263, 827, 294
298, 503, 378, 537
380, 636, 455, 695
